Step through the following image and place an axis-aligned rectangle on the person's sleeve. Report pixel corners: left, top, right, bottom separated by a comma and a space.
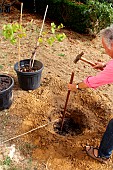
83, 60, 113, 89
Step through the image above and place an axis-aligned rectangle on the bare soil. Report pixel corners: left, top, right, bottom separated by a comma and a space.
0, 3, 113, 170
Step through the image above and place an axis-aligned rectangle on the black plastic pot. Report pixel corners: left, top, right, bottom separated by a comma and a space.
0, 5, 2, 13
4, 3, 11, 13
0, 75, 14, 110
14, 59, 44, 90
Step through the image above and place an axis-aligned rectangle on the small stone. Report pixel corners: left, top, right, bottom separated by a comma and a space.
28, 90, 32, 93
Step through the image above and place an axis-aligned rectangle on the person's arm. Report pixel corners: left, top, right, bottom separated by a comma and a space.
68, 82, 89, 91
68, 60, 113, 91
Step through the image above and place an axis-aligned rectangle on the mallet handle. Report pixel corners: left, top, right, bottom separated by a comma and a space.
80, 57, 95, 66
80, 57, 103, 71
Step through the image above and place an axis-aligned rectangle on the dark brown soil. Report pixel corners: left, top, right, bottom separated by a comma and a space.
0, 76, 12, 91
20, 65, 39, 72
54, 117, 82, 136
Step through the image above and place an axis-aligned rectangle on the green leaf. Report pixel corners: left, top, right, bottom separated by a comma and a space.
10, 38, 17, 44
51, 27, 55, 34
47, 37, 56, 45
51, 22, 56, 29
0, 65, 3, 69
58, 53, 65, 57
56, 33, 66, 42
12, 23, 20, 32
57, 23, 64, 29
2, 23, 26, 44
42, 31, 47, 35
38, 37, 43, 43
3, 156, 12, 166
51, 22, 56, 34
18, 33, 26, 38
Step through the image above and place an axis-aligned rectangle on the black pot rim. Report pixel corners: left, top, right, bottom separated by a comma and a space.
0, 74, 14, 94
14, 59, 44, 75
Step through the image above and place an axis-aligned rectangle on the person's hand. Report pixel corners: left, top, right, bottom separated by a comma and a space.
93, 62, 106, 70
68, 83, 77, 91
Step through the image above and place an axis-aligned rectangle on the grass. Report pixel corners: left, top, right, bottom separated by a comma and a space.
3, 156, 12, 166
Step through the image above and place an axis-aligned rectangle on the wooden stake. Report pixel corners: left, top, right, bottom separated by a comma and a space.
30, 5, 48, 68
60, 72, 74, 131
18, 2, 23, 71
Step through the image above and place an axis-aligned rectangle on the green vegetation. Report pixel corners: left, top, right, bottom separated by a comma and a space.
85, 0, 113, 33
2, 22, 26, 44
3, 156, 12, 166
2, 22, 66, 46
23, 0, 113, 34
2, 22, 26, 70
1, 20, 66, 69
38, 22, 66, 45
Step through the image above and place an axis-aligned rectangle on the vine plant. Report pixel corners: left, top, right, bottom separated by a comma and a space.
2, 10, 66, 71
2, 22, 66, 46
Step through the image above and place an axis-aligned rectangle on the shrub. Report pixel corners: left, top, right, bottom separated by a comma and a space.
85, 0, 113, 33
61, 1, 90, 33
20, 0, 113, 34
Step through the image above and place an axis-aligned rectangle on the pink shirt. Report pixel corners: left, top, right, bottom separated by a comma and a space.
84, 59, 113, 89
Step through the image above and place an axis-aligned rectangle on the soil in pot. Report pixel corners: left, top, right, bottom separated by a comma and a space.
0, 75, 14, 110
19, 64, 40, 72
0, 76, 12, 91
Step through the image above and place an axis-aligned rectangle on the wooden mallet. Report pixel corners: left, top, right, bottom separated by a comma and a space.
73, 52, 103, 71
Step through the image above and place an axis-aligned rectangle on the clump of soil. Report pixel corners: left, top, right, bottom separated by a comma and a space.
0, 76, 11, 91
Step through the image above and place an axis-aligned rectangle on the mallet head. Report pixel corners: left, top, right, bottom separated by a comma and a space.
73, 52, 84, 64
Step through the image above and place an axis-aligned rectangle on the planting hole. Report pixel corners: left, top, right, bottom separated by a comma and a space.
53, 117, 82, 136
